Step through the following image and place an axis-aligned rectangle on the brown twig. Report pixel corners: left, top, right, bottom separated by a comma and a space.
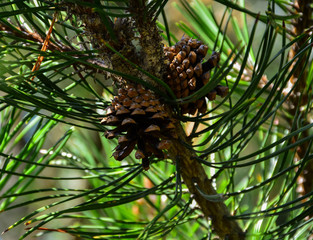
168, 122, 245, 239
0, 20, 112, 77
31, 12, 58, 81
0, 20, 69, 52
283, 0, 313, 196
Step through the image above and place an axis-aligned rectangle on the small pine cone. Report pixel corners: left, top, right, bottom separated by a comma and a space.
164, 36, 228, 114
101, 84, 176, 170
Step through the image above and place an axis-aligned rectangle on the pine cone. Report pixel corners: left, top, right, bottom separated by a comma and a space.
101, 84, 176, 170
164, 36, 229, 114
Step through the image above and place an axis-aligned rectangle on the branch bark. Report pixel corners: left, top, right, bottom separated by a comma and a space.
283, 0, 313, 197
67, 1, 245, 239
168, 122, 245, 239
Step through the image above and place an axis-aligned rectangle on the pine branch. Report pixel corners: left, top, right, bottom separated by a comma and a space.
65, 1, 244, 239
0, 19, 112, 76
128, 0, 165, 80
283, 0, 313, 197
168, 122, 245, 239
0, 21, 63, 51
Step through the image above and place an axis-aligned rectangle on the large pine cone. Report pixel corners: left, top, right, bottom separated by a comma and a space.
164, 36, 229, 114
101, 84, 177, 170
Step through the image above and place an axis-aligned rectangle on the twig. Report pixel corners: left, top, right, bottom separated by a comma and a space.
0, 20, 111, 77
168, 122, 245, 239
283, 0, 313, 197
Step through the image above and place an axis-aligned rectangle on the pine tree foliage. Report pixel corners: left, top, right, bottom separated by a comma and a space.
0, 0, 312, 239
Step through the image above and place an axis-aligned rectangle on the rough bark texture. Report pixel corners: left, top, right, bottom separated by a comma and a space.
168, 122, 245, 240
128, 0, 165, 80
67, 1, 244, 239
284, 0, 313, 197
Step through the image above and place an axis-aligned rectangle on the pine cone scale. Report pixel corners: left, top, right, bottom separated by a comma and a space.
164, 36, 228, 115
101, 84, 176, 169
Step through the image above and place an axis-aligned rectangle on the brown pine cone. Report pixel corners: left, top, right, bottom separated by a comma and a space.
164, 36, 229, 114
101, 84, 177, 170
